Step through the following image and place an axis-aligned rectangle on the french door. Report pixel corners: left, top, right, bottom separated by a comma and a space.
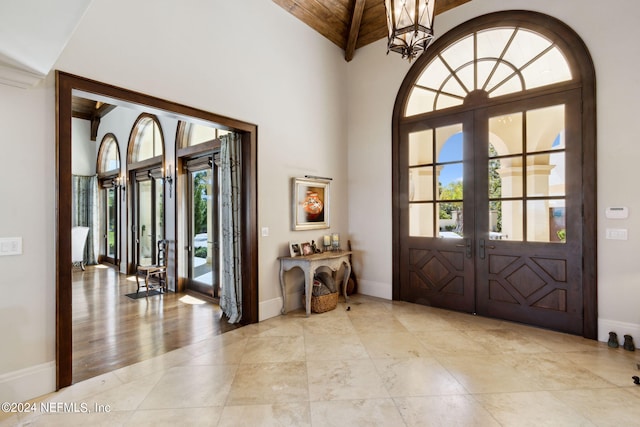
399, 90, 584, 334
185, 156, 220, 298
133, 169, 164, 267
102, 186, 119, 265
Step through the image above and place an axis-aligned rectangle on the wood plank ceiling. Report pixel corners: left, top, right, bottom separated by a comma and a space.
72, 97, 115, 141
273, 0, 472, 61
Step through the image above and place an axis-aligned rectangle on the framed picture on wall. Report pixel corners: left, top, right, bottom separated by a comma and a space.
292, 177, 330, 230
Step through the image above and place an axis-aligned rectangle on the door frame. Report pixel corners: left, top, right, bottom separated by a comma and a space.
55, 71, 259, 389
391, 11, 597, 339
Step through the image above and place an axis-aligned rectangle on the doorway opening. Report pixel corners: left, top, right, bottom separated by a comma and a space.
56, 72, 258, 389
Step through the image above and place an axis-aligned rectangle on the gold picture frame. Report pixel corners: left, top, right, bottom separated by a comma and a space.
292, 177, 330, 230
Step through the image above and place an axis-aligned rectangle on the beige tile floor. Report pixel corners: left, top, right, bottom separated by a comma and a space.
3, 295, 640, 426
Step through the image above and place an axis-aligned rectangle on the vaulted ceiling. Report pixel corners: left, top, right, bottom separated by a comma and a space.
273, 0, 472, 61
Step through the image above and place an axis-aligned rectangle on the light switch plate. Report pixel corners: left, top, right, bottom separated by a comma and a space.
0, 237, 22, 256
605, 207, 629, 219
605, 228, 628, 240
261, 227, 269, 237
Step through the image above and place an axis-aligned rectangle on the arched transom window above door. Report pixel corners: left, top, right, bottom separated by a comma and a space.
177, 121, 231, 148
97, 133, 120, 175
129, 114, 164, 162
405, 25, 573, 116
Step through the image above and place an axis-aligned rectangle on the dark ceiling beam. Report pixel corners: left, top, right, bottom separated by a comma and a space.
96, 103, 116, 117
71, 98, 116, 141
345, 0, 366, 61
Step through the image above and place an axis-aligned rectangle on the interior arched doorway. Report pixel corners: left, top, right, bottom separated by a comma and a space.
391, 11, 597, 338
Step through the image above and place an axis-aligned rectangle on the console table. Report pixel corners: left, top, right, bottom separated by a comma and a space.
278, 251, 351, 316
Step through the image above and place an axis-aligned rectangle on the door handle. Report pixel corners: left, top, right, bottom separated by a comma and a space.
479, 239, 496, 259
456, 238, 472, 258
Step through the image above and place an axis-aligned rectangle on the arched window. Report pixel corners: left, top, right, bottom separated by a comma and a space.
129, 114, 164, 163
392, 11, 596, 338
97, 133, 120, 174
405, 25, 573, 116
177, 121, 230, 148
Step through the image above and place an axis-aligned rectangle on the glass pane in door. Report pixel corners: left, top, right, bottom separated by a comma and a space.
488, 105, 566, 242
138, 180, 153, 265
106, 188, 117, 259
155, 177, 164, 256
436, 125, 463, 238
408, 124, 464, 238
191, 169, 213, 287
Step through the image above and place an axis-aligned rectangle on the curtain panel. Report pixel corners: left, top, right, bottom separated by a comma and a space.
72, 175, 99, 265
220, 133, 243, 323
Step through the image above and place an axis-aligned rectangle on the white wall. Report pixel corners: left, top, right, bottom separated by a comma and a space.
0, 78, 56, 402
71, 118, 96, 175
347, 0, 640, 341
0, 0, 347, 402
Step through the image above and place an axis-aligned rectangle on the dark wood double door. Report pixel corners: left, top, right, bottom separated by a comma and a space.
397, 90, 586, 335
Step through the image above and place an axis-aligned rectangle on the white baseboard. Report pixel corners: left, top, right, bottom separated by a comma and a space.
356, 279, 392, 300
598, 318, 640, 344
259, 296, 284, 321
0, 361, 55, 403
259, 290, 308, 321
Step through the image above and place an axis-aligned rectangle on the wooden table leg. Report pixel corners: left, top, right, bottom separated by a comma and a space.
305, 268, 314, 317
279, 265, 287, 314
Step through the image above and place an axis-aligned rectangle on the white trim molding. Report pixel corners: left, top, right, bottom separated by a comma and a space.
0, 64, 45, 89
0, 361, 55, 403
259, 296, 288, 322
598, 317, 640, 344
357, 279, 392, 300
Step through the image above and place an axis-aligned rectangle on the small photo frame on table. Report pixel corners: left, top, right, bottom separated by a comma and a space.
300, 242, 314, 256
289, 242, 301, 257
292, 177, 330, 230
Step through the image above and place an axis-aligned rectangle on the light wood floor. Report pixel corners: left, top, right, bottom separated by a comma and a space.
72, 264, 240, 384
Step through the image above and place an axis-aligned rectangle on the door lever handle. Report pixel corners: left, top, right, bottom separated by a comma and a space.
456, 238, 472, 258
479, 239, 495, 259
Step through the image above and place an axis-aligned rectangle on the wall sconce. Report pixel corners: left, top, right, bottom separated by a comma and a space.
112, 174, 126, 199
165, 164, 174, 198
113, 175, 125, 191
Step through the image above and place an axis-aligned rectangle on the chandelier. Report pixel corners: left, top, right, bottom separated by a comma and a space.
384, 0, 436, 61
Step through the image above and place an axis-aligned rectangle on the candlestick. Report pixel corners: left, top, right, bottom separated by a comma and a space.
331, 233, 340, 251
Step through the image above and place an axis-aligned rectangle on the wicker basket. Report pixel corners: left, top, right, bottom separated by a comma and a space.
307, 292, 338, 313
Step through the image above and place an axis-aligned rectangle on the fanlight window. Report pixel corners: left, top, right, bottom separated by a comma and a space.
98, 134, 120, 174
406, 27, 572, 116
179, 122, 231, 148
132, 116, 163, 162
